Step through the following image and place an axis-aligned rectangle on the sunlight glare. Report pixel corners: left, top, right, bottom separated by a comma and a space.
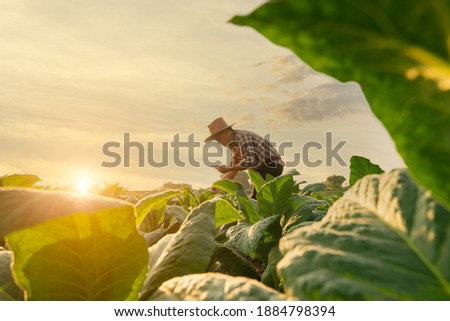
75, 177, 91, 194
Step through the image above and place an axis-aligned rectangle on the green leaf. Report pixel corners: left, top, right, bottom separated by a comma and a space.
278, 169, 450, 300
209, 244, 260, 280
0, 188, 132, 238
248, 170, 266, 193
310, 190, 344, 205
236, 187, 259, 223
261, 246, 283, 290
148, 273, 285, 300
212, 179, 242, 195
196, 189, 216, 204
135, 190, 180, 226
257, 173, 296, 218
301, 183, 326, 196
143, 228, 167, 247
180, 187, 199, 208
164, 205, 189, 225
0, 174, 41, 188
0, 251, 23, 301
213, 180, 260, 223
147, 234, 175, 272
280, 194, 328, 235
215, 199, 245, 226
349, 155, 385, 186
7, 207, 148, 300
139, 201, 217, 300
231, 0, 450, 208
225, 215, 280, 258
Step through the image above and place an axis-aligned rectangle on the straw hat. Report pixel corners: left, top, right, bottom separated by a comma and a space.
205, 117, 236, 142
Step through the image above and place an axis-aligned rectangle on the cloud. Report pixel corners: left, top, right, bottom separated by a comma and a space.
239, 112, 256, 126
250, 55, 370, 130
272, 56, 315, 84
268, 82, 368, 127
253, 61, 268, 67
256, 54, 316, 87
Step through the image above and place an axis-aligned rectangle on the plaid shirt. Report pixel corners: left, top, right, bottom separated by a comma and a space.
228, 130, 284, 169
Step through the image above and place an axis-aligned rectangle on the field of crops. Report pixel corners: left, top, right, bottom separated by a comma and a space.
1, 0, 449, 301
0, 154, 449, 300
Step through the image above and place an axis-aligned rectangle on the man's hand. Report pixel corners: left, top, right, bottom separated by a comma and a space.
214, 165, 230, 174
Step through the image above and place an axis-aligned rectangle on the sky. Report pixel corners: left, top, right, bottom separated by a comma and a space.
0, 0, 405, 190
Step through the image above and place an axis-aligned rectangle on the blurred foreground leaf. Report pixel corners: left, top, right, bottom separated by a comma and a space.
4, 190, 148, 300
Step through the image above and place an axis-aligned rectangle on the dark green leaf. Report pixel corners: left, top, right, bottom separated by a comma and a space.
261, 246, 283, 290
349, 155, 385, 186
226, 215, 280, 258
280, 194, 328, 235
140, 201, 217, 300
209, 244, 260, 280
164, 205, 189, 226
301, 183, 326, 195
143, 228, 167, 247
278, 169, 450, 300
148, 273, 285, 300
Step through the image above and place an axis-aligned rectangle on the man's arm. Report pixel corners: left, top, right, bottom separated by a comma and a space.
214, 163, 247, 174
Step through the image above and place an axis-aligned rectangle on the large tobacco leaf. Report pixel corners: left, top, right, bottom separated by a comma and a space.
0, 188, 130, 238
256, 170, 299, 218
148, 273, 285, 301
278, 169, 450, 300
1, 188, 148, 300
231, 0, 450, 208
140, 201, 217, 300
225, 215, 280, 258
5, 196, 148, 300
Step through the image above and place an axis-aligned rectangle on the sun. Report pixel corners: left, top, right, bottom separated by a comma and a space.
75, 177, 92, 194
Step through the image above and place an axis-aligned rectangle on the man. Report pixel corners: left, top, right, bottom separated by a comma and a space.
205, 117, 285, 198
